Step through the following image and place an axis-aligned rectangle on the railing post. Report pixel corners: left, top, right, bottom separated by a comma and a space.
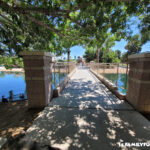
97, 63, 98, 75
116, 63, 119, 86
103, 63, 105, 76
20, 51, 54, 108
59, 65, 60, 85
99, 63, 101, 75
65, 63, 67, 75
54, 63, 56, 88
125, 63, 128, 89
68, 63, 69, 74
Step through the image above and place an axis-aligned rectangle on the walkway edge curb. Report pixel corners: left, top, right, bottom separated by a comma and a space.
53, 68, 77, 98
90, 69, 126, 100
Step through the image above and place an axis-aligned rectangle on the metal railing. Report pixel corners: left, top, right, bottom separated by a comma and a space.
52, 62, 76, 89
90, 63, 129, 93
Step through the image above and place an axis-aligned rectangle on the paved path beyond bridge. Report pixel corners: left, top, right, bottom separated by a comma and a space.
26, 67, 150, 150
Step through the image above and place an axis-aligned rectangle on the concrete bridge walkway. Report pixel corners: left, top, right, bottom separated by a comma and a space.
26, 67, 150, 150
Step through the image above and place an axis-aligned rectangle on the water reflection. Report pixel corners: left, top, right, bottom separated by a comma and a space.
0, 72, 67, 102
0, 71, 26, 102
103, 74, 128, 94
52, 73, 67, 89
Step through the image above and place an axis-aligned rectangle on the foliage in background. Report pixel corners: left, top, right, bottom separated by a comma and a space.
121, 34, 142, 62
83, 47, 120, 63
115, 50, 122, 59
58, 59, 76, 62
121, 52, 128, 63
125, 34, 142, 54
102, 49, 120, 63
0, 56, 24, 69
83, 47, 97, 62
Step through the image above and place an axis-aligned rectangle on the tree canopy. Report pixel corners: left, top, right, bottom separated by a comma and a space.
83, 46, 120, 63
0, 0, 150, 56
125, 34, 142, 54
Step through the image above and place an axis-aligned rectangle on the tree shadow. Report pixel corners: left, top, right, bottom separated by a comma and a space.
0, 101, 42, 138
26, 69, 150, 150
26, 106, 150, 150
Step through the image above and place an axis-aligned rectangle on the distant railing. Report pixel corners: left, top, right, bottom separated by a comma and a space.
90, 63, 129, 93
52, 62, 76, 89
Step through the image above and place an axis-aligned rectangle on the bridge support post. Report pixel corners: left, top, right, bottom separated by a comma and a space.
126, 53, 150, 113
20, 51, 53, 109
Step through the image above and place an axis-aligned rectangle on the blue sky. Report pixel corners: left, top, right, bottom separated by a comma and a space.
111, 40, 150, 53
62, 46, 85, 59
68, 41, 150, 59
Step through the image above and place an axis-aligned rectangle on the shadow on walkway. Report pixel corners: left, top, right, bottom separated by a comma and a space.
26, 68, 150, 150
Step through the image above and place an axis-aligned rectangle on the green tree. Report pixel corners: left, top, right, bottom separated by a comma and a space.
123, 34, 142, 62
0, 56, 24, 68
83, 47, 97, 62
121, 52, 128, 63
102, 49, 120, 63
0, 0, 149, 67
115, 50, 122, 59
84, 47, 120, 63
125, 34, 142, 54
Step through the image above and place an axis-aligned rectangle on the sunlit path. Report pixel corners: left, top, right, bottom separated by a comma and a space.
26, 67, 150, 150
50, 67, 133, 110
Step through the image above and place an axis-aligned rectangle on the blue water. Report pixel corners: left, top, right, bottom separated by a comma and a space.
0, 72, 26, 101
103, 73, 128, 94
0, 71, 66, 102
52, 72, 67, 89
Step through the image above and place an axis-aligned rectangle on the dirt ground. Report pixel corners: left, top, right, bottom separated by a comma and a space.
0, 101, 42, 138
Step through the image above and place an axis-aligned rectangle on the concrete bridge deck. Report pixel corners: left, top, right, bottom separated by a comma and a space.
26, 67, 150, 150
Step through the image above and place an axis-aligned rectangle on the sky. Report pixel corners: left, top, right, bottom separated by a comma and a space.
62, 16, 150, 59
111, 40, 150, 53
62, 46, 85, 59
67, 41, 150, 59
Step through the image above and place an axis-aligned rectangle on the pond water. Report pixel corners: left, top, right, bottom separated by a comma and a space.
0, 71, 67, 102
0, 71, 127, 101
103, 73, 128, 94
52, 72, 67, 89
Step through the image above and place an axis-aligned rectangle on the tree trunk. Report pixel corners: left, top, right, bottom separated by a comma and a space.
67, 48, 70, 62
67, 48, 70, 73
97, 48, 100, 63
